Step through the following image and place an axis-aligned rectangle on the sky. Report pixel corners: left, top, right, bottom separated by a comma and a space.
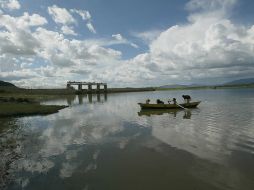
0, 0, 254, 88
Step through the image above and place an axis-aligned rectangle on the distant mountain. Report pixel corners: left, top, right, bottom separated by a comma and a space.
224, 78, 254, 85
0, 80, 17, 88
158, 83, 203, 88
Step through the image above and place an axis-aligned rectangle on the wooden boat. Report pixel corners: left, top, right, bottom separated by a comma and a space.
138, 101, 201, 109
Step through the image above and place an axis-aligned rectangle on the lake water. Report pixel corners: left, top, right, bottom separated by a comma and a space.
1, 89, 254, 190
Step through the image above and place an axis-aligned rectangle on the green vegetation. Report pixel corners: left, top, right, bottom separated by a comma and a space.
0, 85, 69, 117
0, 93, 73, 101
0, 88, 75, 95
0, 102, 67, 117
0, 80, 18, 88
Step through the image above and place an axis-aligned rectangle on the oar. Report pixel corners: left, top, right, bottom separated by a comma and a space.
176, 103, 188, 110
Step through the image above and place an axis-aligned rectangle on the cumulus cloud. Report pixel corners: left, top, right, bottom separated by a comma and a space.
0, 12, 47, 56
0, 12, 47, 31
0, 69, 39, 81
70, 9, 91, 21
48, 6, 97, 35
0, 11, 122, 87
1, 0, 254, 87
131, 0, 254, 84
132, 30, 162, 44
0, 0, 20, 10
70, 8, 96, 34
61, 25, 77, 36
112, 33, 139, 48
48, 5, 76, 25
112, 34, 123, 41
86, 22, 96, 34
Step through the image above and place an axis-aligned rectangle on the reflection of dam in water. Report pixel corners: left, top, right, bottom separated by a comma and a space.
66, 94, 107, 105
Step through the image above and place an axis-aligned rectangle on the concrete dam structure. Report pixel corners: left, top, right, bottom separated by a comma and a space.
67, 81, 107, 94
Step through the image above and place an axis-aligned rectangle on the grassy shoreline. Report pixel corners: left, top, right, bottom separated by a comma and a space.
0, 96, 68, 118
0, 103, 67, 117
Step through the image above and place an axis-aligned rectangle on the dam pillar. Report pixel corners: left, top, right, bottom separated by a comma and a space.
104, 84, 107, 92
88, 84, 92, 93
97, 84, 100, 92
78, 84, 82, 90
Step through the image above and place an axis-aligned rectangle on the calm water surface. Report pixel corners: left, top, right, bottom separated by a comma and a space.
1, 89, 254, 190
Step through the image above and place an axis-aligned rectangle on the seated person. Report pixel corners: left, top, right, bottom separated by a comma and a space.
156, 99, 164, 104
146, 99, 150, 104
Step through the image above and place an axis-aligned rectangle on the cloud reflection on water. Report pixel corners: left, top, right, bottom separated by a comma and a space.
2, 90, 254, 189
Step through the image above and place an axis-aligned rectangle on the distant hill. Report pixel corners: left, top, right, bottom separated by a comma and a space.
0, 81, 17, 88
158, 83, 202, 89
224, 78, 254, 85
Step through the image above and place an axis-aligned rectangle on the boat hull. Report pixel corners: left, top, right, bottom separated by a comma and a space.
138, 101, 201, 109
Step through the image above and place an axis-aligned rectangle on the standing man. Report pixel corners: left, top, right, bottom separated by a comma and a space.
182, 95, 191, 104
